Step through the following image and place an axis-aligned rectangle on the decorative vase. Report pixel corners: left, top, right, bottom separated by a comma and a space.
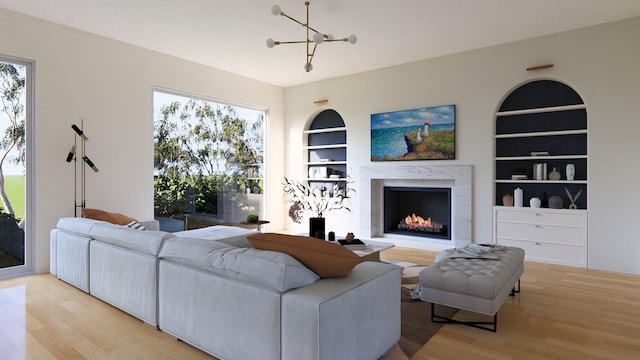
309, 217, 325, 240
502, 194, 514, 206
514, 188, 523, 207
566, 163, 575, 181
548, 196, 563, 209
548, 167, 561, 181
529, 197, 541, 208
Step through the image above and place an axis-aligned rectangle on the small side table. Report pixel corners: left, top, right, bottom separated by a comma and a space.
239, 220, 270, 232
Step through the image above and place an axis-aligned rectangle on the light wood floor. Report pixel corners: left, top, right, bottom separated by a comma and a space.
383, 247, 640, 360
1, 247, 639, 360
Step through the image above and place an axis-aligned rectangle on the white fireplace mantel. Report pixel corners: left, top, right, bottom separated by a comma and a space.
359, 164, 472, 251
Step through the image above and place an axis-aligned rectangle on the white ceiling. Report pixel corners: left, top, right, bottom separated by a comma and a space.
2, 0, 640, 87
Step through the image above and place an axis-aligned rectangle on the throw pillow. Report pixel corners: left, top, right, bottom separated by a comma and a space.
82, 208, 138, 225
247, 232, 362, 278
126, 220, 147, 231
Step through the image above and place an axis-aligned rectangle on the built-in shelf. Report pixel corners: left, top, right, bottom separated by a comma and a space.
306, 110, 348, 188
495, 155, 587, 161
495, 180, 588, 184
303, 126, 347, 134
495, 104, 586, 116
495, 129, 587, 139
305, 161, 348, 166
493, 80, 589, 268
305, 178, 348, 182
494, 79, 588, 209
304, 144, 347, 150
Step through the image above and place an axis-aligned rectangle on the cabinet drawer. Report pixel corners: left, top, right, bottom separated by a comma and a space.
496, 208, 586, 227
496, 222, 585, 246
496, 238, 586, 267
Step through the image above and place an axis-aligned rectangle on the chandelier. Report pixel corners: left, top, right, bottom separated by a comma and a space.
266, 1, 357, 72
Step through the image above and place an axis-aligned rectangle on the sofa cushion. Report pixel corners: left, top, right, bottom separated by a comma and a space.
89, 222, 173, 256
173, 225, 255, 248
83, 208, 138, 225
56, 217, 109, 237
159, 236, 236, 271
210, 247, 319, 292
160, 237, 318, 292
247, 233, 362, 278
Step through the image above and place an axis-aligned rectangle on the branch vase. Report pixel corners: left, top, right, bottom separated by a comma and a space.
309, 217, 325, 240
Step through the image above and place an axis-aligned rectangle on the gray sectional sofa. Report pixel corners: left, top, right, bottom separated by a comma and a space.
50, 217, 401, 360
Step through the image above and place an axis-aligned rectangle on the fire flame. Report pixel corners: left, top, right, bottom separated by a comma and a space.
404, 213, 432, 227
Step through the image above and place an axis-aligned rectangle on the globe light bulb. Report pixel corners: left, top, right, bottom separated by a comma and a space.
271, 5, 281, 16
304, 62, 313, 72
348, 34, 357, 44
266, 38, 275, 48
312, 32, 324, 44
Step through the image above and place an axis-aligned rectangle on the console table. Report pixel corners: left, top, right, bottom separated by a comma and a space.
239, 220, 270, 232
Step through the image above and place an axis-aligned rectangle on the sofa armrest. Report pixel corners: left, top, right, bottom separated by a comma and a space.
139, 219, 159, 231
281, 261, 401, 360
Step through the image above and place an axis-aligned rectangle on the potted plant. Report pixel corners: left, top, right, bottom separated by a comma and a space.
282, 177, 354, 239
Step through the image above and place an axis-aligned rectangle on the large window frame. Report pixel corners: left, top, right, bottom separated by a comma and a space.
152, 88, 266, 228
0, 55, 34, 279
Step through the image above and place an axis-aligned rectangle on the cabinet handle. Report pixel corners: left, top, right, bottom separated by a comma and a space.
535, 213, 542, 216
535, 225, 543, 228
535, 242, 542, 246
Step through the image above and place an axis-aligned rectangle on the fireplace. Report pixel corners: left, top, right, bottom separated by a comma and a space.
383, 187, 452, 240
359, 164, 472, 250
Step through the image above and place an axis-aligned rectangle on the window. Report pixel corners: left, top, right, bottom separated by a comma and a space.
153, 90, 265, 227
0, 56, 33, 277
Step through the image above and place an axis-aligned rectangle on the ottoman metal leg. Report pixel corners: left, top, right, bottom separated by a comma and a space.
430, 303, 498, 332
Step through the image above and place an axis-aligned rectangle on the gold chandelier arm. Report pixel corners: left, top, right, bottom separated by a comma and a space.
307, 43, 318, 63
323, 38, 350, 43
279, 12, 306, 29
272, 40, 308, 45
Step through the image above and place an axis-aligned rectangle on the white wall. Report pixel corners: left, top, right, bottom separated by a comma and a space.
284, 17, 640, 275
0, 8, 286, 274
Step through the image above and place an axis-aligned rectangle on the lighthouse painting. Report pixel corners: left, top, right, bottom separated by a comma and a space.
371, 104, 455, 161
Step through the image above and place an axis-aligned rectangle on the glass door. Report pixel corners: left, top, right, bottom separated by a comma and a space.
0, 56, 32, 278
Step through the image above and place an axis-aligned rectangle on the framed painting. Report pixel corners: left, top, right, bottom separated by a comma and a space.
370, 104, 455, 161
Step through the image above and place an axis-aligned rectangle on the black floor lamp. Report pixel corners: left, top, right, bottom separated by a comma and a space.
66, 120, 99, 217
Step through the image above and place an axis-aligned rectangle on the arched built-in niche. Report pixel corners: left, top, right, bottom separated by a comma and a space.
304, 109, 347, 192
493, 79, 588, 268
495, 79, 587, 208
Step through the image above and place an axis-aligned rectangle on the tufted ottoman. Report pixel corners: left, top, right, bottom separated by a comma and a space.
419, 246, 524, 331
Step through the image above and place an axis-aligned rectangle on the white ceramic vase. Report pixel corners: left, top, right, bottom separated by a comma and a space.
514, 188, 523, 207
530, 197, 541, 208
566, 163, 575, 181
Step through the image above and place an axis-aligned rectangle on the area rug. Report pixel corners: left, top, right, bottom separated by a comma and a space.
380, 265, 457, 359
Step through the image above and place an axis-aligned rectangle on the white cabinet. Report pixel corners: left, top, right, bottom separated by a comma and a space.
493, 206, 587, 267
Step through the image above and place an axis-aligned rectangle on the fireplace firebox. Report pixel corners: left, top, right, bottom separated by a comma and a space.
383, 187, 452, 240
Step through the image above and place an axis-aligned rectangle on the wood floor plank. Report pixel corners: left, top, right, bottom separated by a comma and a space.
2, 247, 640, 359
